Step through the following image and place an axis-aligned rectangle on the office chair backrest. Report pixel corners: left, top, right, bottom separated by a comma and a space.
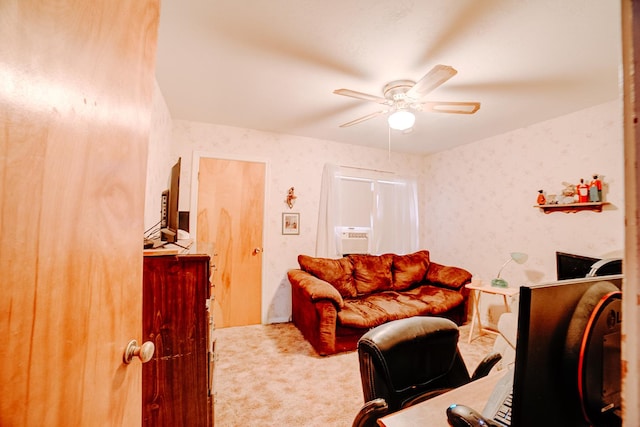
357, 316, 472, 411
586, 258, 622, 277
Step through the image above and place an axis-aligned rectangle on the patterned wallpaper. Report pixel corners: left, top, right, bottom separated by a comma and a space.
170, 121, 427, 323
423, 100, 624, 324
147, 90, 624, 326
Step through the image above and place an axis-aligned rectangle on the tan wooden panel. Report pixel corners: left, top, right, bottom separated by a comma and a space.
378, 372, 505, 427
622, 2, 640, 423
197, 158, 264, 328
0, 1, 159, 425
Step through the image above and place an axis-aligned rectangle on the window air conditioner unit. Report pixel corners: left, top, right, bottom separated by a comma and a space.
336, 227, 370, 256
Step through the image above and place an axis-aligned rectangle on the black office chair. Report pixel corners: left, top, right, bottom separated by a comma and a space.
586, 257, 622, 277
353, 316, 502, 426
352, 398, 389, 427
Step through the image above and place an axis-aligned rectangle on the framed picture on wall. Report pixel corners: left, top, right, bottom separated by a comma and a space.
282, 212, 300, 235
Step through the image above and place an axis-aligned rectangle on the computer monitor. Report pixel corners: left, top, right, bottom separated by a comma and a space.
510, 274, 623, 427
556, 251, 601, 280
161, 158, 181, 243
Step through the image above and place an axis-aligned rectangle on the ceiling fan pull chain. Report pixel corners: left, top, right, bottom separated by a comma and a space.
388, 126, 391, 161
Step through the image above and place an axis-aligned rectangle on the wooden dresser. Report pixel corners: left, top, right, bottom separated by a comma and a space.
142, 254, 213, 426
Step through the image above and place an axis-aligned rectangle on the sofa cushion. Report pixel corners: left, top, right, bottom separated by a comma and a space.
392, 250, 430, 291
338, 286, 464, 329
349, 253, 394, 295
298, 255, 357, 298
426, 263, 472, 290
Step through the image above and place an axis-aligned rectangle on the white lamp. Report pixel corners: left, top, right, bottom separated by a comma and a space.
491, 252, 528, 288
387, 110, 415, 131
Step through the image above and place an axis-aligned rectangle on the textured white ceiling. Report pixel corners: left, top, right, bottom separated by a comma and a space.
155, 0, 621, 154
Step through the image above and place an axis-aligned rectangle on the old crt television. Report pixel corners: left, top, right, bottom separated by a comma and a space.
160, 158, 181, 243
511, 274, 623, 427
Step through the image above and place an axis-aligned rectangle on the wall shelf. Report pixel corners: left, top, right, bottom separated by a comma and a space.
534, 202, 610, 214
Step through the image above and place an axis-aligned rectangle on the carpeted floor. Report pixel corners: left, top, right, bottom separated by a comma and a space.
213, 321, 496, 427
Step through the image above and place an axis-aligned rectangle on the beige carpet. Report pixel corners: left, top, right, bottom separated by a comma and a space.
213, 322, 496, 427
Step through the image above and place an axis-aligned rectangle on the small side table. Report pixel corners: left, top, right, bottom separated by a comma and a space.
465, 282, 520, 343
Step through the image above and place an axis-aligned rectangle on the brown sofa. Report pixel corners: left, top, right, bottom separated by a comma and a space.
287, 250, 472, 355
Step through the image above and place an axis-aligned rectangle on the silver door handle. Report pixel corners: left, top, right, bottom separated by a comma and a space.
123, 339, 155, 364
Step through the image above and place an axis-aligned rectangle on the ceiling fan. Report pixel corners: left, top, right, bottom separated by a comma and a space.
333, 64, 480, 130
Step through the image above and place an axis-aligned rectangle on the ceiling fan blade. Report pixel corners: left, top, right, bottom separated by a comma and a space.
339, 110, 387, 127
419, 101, 480, 114
405, 64, 458, 100
333, 88, 390, 105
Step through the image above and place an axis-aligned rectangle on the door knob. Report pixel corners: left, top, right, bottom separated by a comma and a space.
253, 247, 263, 255
123, 339, 155, 364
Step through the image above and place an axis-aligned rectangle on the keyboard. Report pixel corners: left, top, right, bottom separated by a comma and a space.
492, 391, 512, 426
482, 368, 514, 427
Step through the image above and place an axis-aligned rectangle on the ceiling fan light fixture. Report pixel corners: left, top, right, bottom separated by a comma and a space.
388, 110, 415, 131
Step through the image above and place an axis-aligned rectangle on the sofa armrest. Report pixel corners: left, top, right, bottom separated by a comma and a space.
425, 262, 472, 291
287, 269, 344, 308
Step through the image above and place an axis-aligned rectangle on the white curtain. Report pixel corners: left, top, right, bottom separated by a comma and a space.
316, 163, 341, 257
315, 163, 419, 258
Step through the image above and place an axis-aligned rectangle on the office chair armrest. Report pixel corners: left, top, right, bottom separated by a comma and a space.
352, 398, 390, 427
470, 351, 503, 381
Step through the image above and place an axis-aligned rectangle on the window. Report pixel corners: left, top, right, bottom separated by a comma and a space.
316, 164, 419, 257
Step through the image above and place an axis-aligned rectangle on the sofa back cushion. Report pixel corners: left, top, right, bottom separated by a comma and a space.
392, 250, 431, 291
349, 253, 394, 295
298, 255, 357, 298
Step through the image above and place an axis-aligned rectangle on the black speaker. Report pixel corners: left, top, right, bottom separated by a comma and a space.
179, 211, 190, 232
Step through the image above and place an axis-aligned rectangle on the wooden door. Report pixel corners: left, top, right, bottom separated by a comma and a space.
197, 158, 265, 328
0, 1, 159, 426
